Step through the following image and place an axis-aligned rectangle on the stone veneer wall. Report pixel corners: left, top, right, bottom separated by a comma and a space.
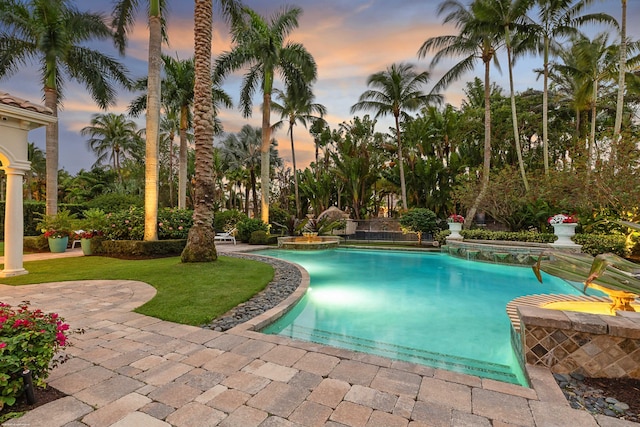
515, 304, 640, 379
443, 240, 550, 266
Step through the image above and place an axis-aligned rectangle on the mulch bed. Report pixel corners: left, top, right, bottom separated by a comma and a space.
0, 386, 66, 422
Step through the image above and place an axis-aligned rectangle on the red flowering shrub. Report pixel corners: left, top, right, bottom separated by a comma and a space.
0, 302, 72, 409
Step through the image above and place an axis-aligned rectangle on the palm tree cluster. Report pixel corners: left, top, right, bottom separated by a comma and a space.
1, 0, 639, 263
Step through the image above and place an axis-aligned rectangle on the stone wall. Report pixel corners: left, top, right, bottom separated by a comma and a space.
515, 304, 640, 379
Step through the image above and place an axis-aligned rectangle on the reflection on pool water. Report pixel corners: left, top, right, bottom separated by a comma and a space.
257, 248, 585, 386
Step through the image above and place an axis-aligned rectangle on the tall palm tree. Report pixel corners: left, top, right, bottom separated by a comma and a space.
182, 0, 241, 262
351, 63, 440, 210
614, 0, 627, 137
271, 84, 327, 218
475, 0, 532, 191
159, 109, 181, 206
129, 54, 233, 209
525, 0, 615, 174
561, 33, 619, 170
418, 0, 501, 226
0, 0, 129, 216
214, 5, 317, 224
81, 113, 143, 182
220, 125, 276, 218
112, 0, 165, 240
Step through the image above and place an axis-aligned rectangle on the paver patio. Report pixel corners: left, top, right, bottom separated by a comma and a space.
1, 245, 637, 426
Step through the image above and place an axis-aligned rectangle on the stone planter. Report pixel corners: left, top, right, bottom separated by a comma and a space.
551, 223, 578, 246
447, 222, 463, 240
80, 238, 93, 256
48, 236, 68, 253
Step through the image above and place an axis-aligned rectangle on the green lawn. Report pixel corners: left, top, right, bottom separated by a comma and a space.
0, 256, 274, 326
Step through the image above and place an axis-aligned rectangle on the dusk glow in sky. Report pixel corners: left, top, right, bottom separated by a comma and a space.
1, 0, 637, 174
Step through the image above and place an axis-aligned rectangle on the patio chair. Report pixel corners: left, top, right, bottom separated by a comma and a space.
72, 230, 84, 249
214, 229, 236, 245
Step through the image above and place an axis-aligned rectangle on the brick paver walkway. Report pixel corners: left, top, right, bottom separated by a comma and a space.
1, 245, 636, 426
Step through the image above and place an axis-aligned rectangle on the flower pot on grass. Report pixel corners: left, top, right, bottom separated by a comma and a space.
48, 236, 68, 253
80, 238, 93, 256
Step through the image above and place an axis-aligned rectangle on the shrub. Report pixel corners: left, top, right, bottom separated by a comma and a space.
236, 218, 269, 243
98, 239, 186, 257
399, 208, 438, 244
214, 209, 247, 233
0, 303, 72, 409
103, 207, 192, 240
23, 236, 49, 252
158, 208, 193, 239
573, 233, 628, 257
269, 206, 291, 231
86, 193, 142, 212
104, 207, 144, 240
249, 230, 269, 245
461, 229, 555, 243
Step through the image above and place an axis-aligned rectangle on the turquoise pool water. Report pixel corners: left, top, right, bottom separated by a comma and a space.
258, 248, 584, 386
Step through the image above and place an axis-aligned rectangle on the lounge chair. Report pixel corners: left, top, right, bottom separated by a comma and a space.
72, 230, 84, 249
214, 229, 236, 245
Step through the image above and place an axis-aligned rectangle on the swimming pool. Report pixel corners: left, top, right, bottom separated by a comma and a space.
257, 248, 585, 386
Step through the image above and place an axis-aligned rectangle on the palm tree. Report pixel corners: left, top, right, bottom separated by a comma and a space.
81, 113, 143, 182
351, 63, 440, 210
111, 0, 165, 240
418, 0, 502, 227
220, 125, 275, 218
159, 109, 181, 206
0, 0, 129, 215
129, 54, 233, 210
26, 142, 46, 201
475, 0, 532, 191
525, 0, 615, 174
181, 0, 241, 262
271, 84, 327, 218
614, 0, 627, 137
214, 5, 317, 224
560, 33, 619, 170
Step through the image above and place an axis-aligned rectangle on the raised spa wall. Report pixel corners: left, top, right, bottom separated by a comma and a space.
507, 295, 640, 380
442, 239, 569, 266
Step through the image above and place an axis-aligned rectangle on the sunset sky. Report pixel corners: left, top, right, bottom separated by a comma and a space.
1, 0, 637, 175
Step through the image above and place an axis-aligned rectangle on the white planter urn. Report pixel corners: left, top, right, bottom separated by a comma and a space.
551, 223, 578, 246
447, 222, 463, 240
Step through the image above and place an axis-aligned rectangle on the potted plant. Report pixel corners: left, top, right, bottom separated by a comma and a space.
446, 214, 464, 240
36, 209, 76, 253
548, 213, 578, 246
78, 208, 107, 256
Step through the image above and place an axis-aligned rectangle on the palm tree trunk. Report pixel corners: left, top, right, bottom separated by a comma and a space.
260, 91, 272, 224
466, 61, 492, 228
44, 87, 58, 216
178, 105, 188, 209
251, 168, 258, 218
588, 82, 598, 175
144, 11, 162, 241
394, 114, 408, 210
506, 35, 528, 191
543, 36, 550, 175
181, 0, 217, 262
289, 122, 301, 218
614, 0, 627, 137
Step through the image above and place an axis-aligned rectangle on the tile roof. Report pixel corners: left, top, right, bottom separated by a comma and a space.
0, 91, 53, 115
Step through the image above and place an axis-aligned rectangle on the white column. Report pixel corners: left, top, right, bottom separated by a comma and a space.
1, 167, 27, 277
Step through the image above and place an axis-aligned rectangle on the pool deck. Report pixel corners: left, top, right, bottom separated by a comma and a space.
1, 245, 637, 426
